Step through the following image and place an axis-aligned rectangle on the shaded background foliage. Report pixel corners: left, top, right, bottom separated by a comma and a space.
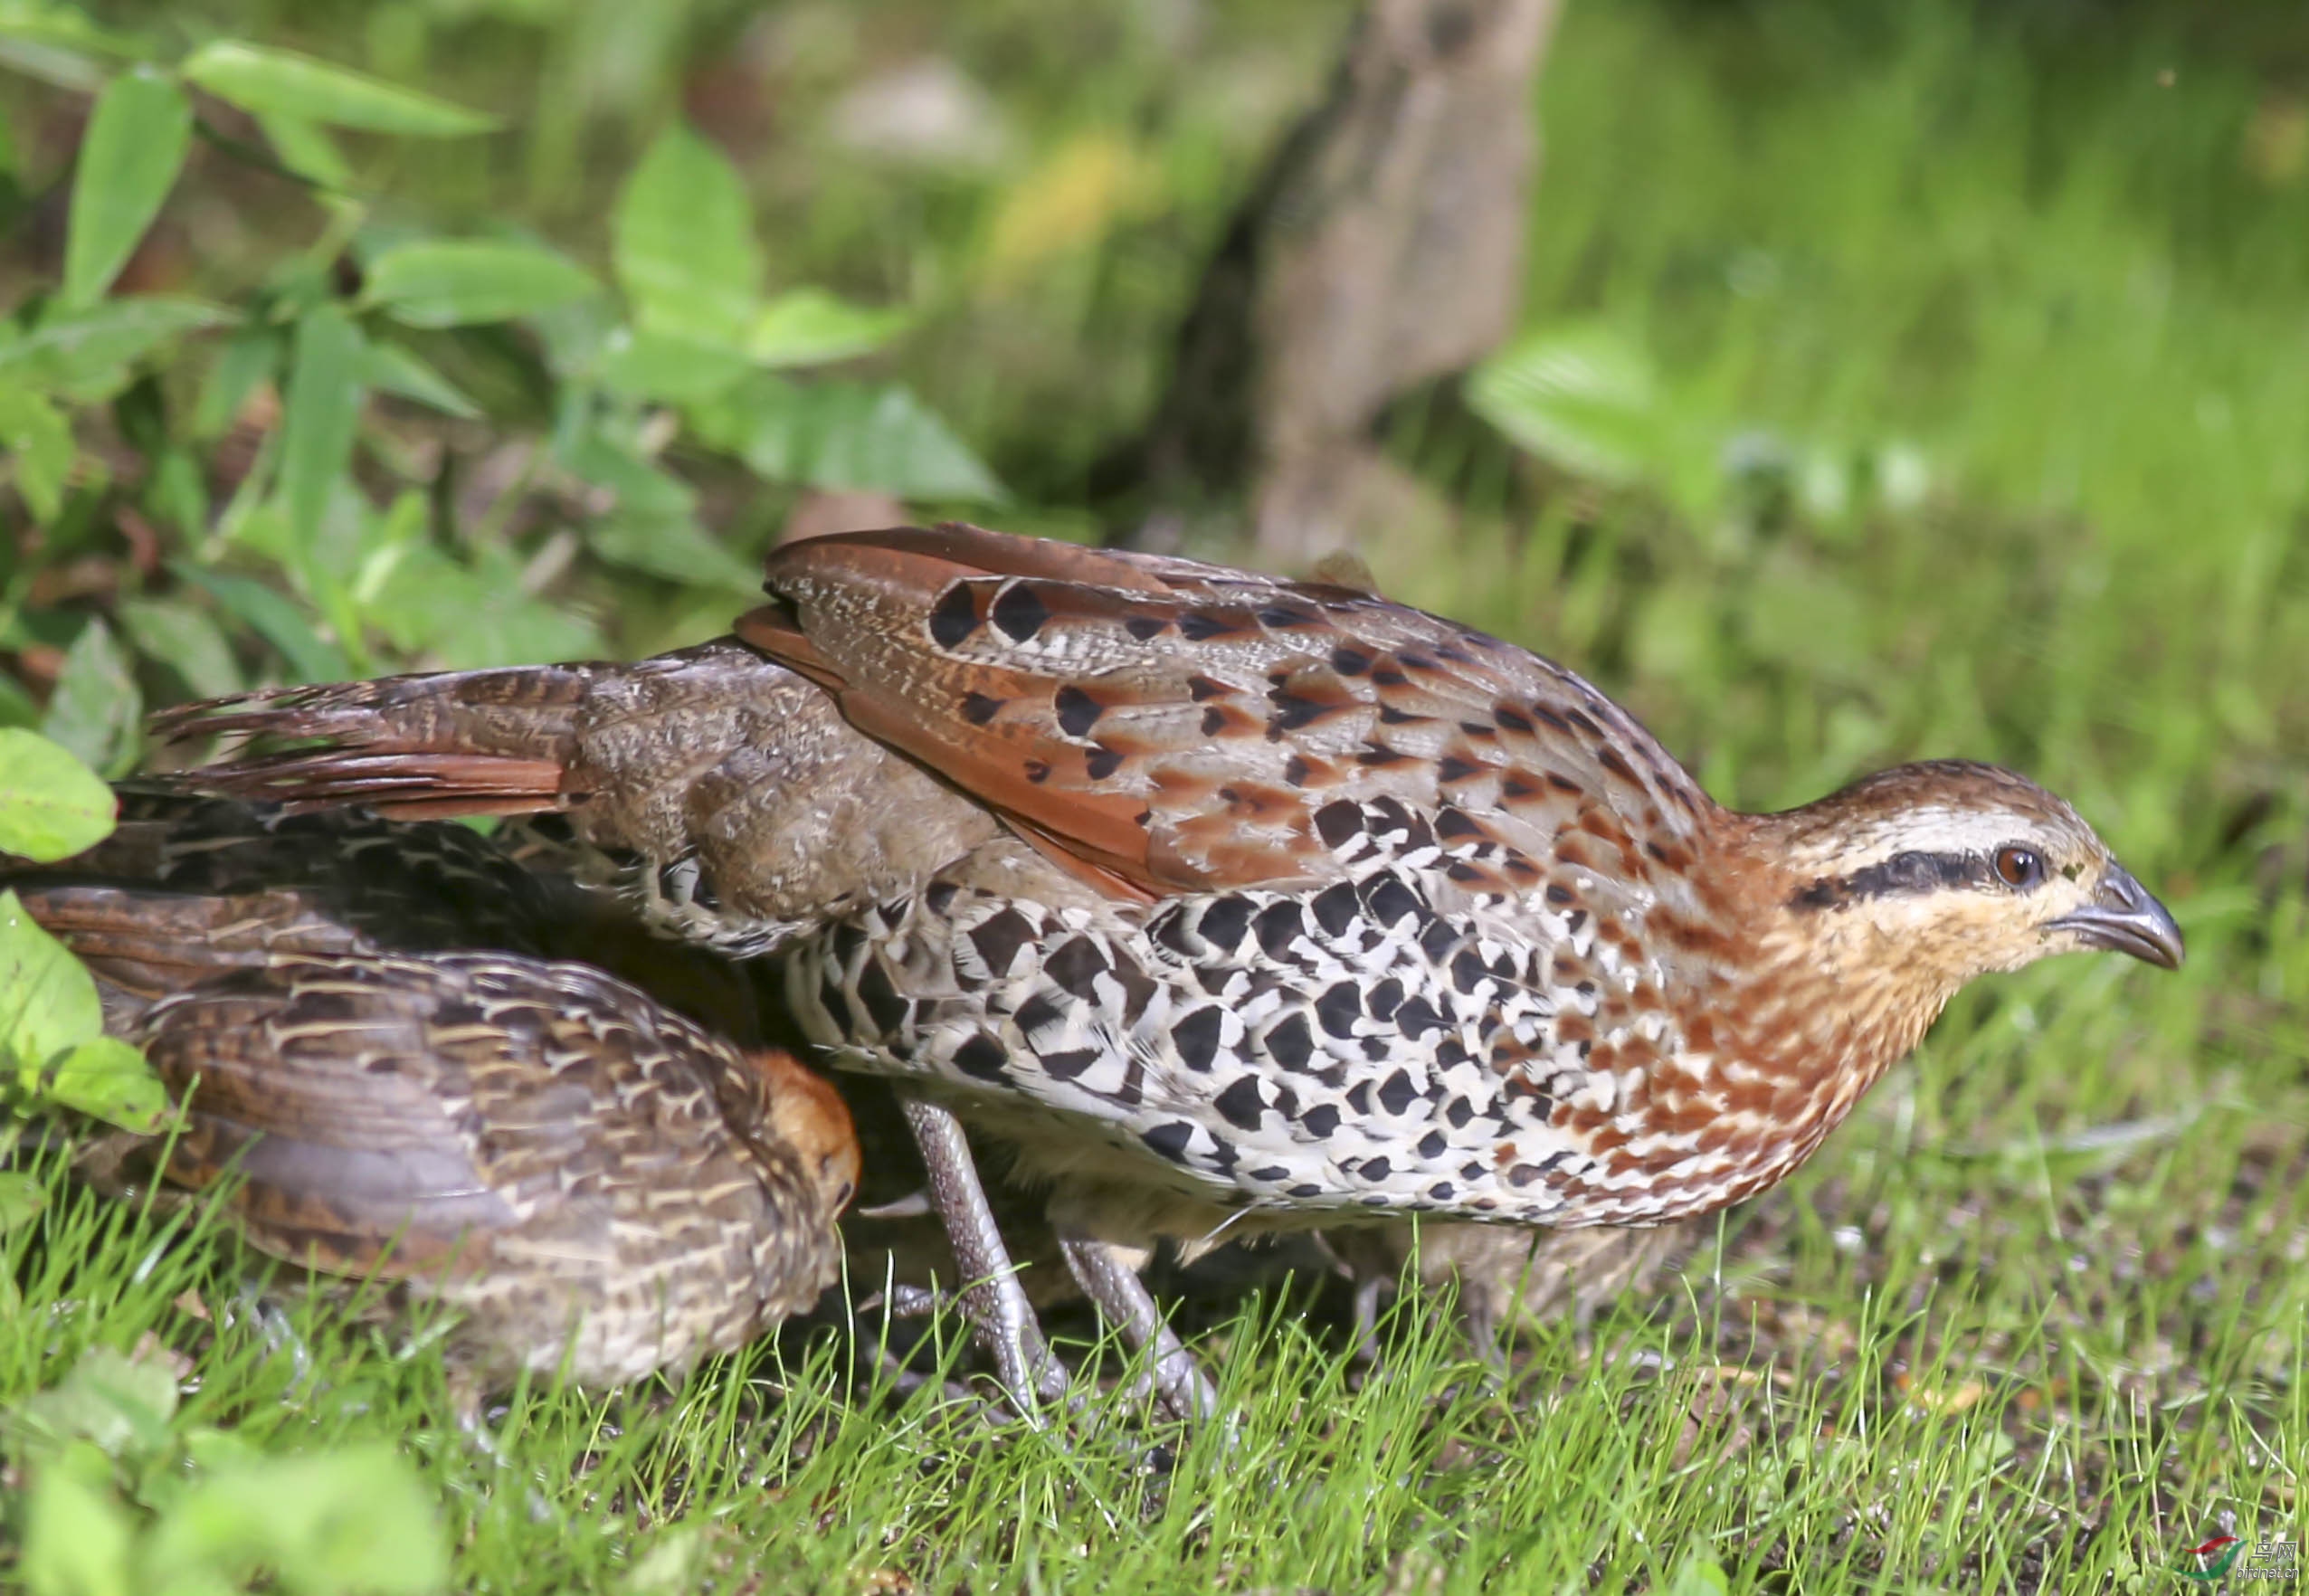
0, 0, 2305, 1591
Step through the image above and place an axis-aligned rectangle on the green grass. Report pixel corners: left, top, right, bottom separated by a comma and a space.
5, 1, 2306, 1591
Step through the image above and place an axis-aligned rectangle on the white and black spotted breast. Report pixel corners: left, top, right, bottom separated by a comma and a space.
787, 792, 1727, 1229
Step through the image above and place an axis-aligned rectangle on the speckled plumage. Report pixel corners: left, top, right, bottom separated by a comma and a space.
7, 799, 859, 1388
158, 523, 2183, 1407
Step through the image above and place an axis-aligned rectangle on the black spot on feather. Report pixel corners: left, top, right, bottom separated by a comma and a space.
928, 584, 978, 650
1214, 1077, 1266, 1130
953, 1033, 1009, 1081
1174, 1005, 1224, 1071
1053, 686, 1102, 737
990, 582, 1050, 641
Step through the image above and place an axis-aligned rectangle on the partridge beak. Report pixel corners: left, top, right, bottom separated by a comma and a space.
2051, 863, 2184, 971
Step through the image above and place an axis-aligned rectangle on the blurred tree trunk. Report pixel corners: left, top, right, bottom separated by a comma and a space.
1124, 0, 1562, 565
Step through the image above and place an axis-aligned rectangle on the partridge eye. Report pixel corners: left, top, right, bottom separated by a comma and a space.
1994, 845, 2045, 889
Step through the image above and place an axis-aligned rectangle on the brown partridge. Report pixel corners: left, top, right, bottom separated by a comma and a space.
7, 795, 859, 1389
157, 523, 2184, 1415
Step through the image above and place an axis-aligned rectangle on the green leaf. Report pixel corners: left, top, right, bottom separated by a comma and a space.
0, 889, 102, 1078
192, 324, 282, 439
119, 597, 242, 698
559, 423, 695, 520
746, 288, 910, 368
144, 1443, 448, 1596
594, 326, 749, 404
180, 42, 495, 137
0, 386, 73, 523
0, 1171, 43, 1232
1467, 321, 1665, 486
586, 515, 760, 594
141, 446, 209, 537
694, 375, 1005, 501
39, 618, 138, 778
62, 69, 190, 309
0, 728, 115, 862
20, 1453, 136, 1596
613, 123, 758, 345
277, 305, 366, 547
362, 238, 600, 328
11, 1346, 181, 1466
0, 674, 38, 730
44, 1035, 168, 1132
169, 564, 350, 684
361, 542, 601, 670
361, 339, 480, 419
1663, 1554, 1734, 1596
0, 2, 149, 61
253, 109, 349, 191
0, 34, 99, 91
0, 297, 232, 402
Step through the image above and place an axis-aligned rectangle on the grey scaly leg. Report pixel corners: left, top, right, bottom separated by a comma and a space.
1057, 1234, 1219, 1424
899, 1097, 1069, 1412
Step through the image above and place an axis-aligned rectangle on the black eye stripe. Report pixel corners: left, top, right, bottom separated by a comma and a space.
1790, 850, 1997, 909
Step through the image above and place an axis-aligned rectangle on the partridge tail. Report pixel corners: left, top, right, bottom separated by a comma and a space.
149, 639, 1002, 939
147, 660, 601, 819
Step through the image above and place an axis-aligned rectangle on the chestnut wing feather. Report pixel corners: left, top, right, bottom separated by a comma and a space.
739, 523, 1714, 898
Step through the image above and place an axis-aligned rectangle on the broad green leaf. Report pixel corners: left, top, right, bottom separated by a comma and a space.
0, 386, 73, 522
253, 109, 349, 191
0, 297, 232, 402
623, 1525, 718, 1595
145, 1444, 448, 1596
119, 597, 242, 698
62, 69, 190, 309
277, 305, 366, 546
362, 542, 600, 669
192, 323, 281, 438
0, 1171, 43, 1232
169, 564, 350, 684
361, 339, 480, 419
559, 424, 694, 520
181, 42, 495, 137
43, 1035, 167, 1131
0, 889, 101, 1077
1468, 321, 1664, 485
38, 618, 138, 777
0, 674, 38, 730
695, 375, 1004, 501
594, 326, 749, 404
586, 514, 761, 593
0, 2, 147, 60
141, 446, 209, 537
1663, 1555, 1734, 1596
0, 728, 115, 861
363, 239, 599, 328
11, 1346, 182, 1465
613, 123, 758, 345
746, 288, 911, 368
20, 1453, 135, 1596
0, 35, 98, 91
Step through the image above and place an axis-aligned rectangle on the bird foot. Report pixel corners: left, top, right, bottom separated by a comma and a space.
898, 1098, 1069, 1418
893, 1097, 1221, 1430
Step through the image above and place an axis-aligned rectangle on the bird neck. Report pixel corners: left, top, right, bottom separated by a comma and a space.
1669, 810, 1970, 1192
